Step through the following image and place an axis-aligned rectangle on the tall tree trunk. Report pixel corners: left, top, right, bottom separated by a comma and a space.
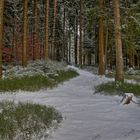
104, 26, 108, 69
94, 23, 98, 65
33, 0, 38, 60
51, 0, 57, 60
98, 0, 105, 75
62, 0, 65, 61
68, 25, 71, 64
113, 0, 124, 81
45, 0, 49, 60
0, 0, 4, 78
74, 16, 78, 65
22, 0, 28, 67
79, 0, 84, 65
12, 10, 15, 63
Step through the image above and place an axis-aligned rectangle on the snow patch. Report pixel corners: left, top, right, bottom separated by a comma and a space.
0, 66, 140, 140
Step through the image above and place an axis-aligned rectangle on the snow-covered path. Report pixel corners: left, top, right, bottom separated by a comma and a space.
0, 67, 140, 140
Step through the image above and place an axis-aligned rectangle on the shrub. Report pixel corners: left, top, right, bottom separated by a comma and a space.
0, 69, 79, 92
0, 101, 62, 140
95, 81, 140, 96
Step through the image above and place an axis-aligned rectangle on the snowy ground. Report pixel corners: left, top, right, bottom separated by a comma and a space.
0, 66, 140, 140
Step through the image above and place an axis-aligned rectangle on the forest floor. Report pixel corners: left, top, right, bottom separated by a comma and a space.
0, 66, 140, 140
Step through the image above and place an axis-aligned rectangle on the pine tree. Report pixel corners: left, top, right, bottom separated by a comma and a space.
113, 0, 124, 81
0, 0, 4, 78
22, 0, 28, 67
45, 0, 49, 60
79, 0, 84, 65
51, 0, 57, 60
33, 0, 38, 60
62, 0, 65, 61
98, 0, 105, 75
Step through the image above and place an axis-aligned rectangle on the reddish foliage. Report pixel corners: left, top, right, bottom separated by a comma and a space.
2, 36, 44, 63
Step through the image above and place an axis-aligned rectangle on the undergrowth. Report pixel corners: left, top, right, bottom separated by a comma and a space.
0, 69, 79, 92
0, 101, 62, 140
95, 81, 140, 96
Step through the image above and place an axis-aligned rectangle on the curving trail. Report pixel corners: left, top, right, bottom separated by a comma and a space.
0, 66, 140, 140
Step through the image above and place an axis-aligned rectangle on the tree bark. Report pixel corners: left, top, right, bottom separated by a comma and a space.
74, 15, 78, 65
33, 0, 38, 60
51, 0, 57, 60
113, 0, 124, 81
22, 0, 28, 67
45, 0, 49, 60
62, 0, 65, 61
98, 0, 105, 75
68, 26, 71, 64
79, 0, 84, 65
0, 0, 4, 78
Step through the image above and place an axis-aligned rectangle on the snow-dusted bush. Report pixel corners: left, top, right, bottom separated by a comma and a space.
95, 81, 140, 96
0, 101, 62, 140
126, 67, 140, 75
3, 59, 67, 79
0, 63, 79, 92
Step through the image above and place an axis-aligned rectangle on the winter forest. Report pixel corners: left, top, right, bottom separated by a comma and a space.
0, 0, 139, 79
0, 0, 140, 140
